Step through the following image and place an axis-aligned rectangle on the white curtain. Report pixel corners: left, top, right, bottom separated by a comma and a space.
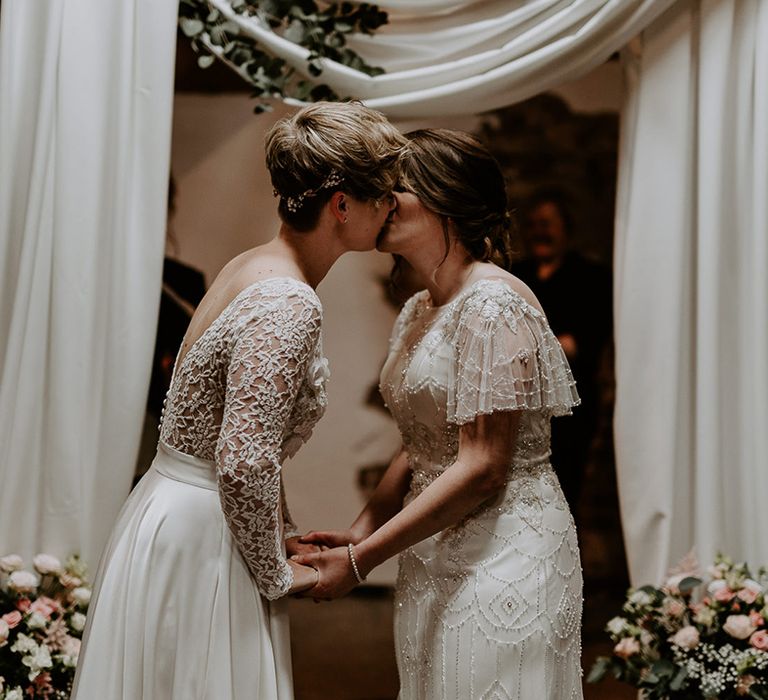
0, 0, 178, 567
210, 0, 675, 118
614, 0, 768, 585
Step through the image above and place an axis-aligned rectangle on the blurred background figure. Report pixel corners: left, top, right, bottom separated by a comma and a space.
137, 177, 207, 483
511, 188, 612, 516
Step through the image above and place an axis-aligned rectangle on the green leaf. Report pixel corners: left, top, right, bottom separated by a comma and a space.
586, 657, 610, 684
669, 665, 688, 691
179, 18, 204, 37
749, 686, 768, 700
679, 577, 703, 594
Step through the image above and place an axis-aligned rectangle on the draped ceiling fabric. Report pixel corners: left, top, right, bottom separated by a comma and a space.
614, 0, 768, 585
210, 0, 677, 118
0, 0, 178, 566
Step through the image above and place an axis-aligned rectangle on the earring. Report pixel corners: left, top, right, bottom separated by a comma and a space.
343, 217, 348, 223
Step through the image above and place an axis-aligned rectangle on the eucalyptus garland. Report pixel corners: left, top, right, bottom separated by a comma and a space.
179, 0, 388, 112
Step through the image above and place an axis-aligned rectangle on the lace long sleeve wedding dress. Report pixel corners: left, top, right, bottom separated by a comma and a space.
72, 277, 328, 699
380, 278, 583, 700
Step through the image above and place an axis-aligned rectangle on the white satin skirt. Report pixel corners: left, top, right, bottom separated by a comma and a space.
72, 442, 293, 700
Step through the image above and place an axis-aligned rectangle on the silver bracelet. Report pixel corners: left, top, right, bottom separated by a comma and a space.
347, 543, 365, 584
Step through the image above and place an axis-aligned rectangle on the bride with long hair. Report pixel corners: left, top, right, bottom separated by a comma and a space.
297, 129, 583, 699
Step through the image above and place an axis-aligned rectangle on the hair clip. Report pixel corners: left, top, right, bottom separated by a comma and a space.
274, 171, 345, 213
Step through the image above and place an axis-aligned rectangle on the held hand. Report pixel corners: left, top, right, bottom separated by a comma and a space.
299, 528, 360, 549
287, 559, 319, 596
285, 536, 322, 558
292, 546, 360, 600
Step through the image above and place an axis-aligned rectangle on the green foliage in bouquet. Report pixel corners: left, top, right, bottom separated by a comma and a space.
179, 0, 389, 112
0, 554, 91, 700
589, 554, 768, 699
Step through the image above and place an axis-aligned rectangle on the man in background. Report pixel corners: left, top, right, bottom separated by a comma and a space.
511, 188, 612, 515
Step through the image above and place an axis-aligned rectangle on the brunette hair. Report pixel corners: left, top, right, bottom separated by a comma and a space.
399, 128, 516, 270
265, 101, 408, 231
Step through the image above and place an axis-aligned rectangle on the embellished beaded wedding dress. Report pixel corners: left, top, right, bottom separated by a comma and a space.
72, 278, 328, 700
380, 279, 583, 700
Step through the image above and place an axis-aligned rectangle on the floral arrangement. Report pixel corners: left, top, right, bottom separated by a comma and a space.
589, 553, 768, 699
0, 554, 91, 699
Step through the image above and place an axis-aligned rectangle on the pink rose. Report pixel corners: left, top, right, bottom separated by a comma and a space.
749, 630, 768, 650
663, 598, 686, 617
749, 610, 765, 627
614, 637, 641, 659
670, 626, 700, 649
714, 587, 736, 603
738, 588, 759, 604
2, 611, 22, 629
15, 598, 31, 612
29, 597, 58, 619
724, 614, 758, 640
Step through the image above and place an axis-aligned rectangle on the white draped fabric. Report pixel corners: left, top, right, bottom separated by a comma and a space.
210, 0, 676, 118
0, 0, 178, 566
614, 0, 768, 585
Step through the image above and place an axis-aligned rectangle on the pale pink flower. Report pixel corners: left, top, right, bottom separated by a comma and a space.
15, 598, 30, 612
59, 573, 82, 589
724, 614, 758, 640
749, 610, 765, 628
738, 587, 760, 604
614, 637, 641, 659
2, 611, 22, 629
0, 555, 23, 573
749, 630, 768, 651
662, 598, 686, 617
670, 625, 700, 649
737, 674, 758, 696
7, 570, 38, 594
0, 620, 8, 646
714, 587, 736, 603
29, 597, 59, 620
32, 554, 62, 576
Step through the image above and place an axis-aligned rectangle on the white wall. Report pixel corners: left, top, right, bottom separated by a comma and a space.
169, 60, 623, 584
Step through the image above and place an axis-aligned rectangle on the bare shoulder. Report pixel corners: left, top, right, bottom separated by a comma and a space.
470, 264, 545, 315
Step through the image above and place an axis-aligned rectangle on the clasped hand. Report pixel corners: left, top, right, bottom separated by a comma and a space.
285, 530, 362, 601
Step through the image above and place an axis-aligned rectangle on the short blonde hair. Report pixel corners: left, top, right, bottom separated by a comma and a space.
266, 101, 407, 230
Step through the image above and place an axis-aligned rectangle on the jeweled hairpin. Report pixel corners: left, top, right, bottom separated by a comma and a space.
273, 171, 345, 213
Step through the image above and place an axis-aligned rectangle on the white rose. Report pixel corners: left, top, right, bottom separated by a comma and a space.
694, 606, 716, 626
70, 612, 86, 632
742, 579, 763, 595
71, 587, 91, 606
708, 579, 728, 595
670, 625, 700, 649
26, 612, 46, 630
21, 643, 52, 680
32, 554, 62, 576
7, 570, 38, 594
0, 555, 24, 573
607, 617, 629, 636
10, 633, 37, 654
723, 614, 757, 640
0, 620, 9, 646
628, 590, 653, 607
5, 688, 24, 700
640, 630, 654, 648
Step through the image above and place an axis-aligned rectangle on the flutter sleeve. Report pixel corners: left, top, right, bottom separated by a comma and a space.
215, 290, 322, 600
446, 280, 580, 425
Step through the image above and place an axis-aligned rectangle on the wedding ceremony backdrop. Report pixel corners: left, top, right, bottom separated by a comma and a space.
0, 0, 767, 592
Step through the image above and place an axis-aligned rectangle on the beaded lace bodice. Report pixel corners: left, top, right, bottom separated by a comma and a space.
382, 279, 584, 699
380, 278, 579, 497
159, 277, 328, 600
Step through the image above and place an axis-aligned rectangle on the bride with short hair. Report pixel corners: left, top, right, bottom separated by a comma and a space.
72, 101, 407, 700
